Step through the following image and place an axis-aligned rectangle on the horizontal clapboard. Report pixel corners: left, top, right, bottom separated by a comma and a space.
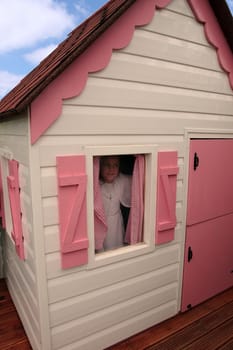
51, 283, 178, 348
47, 244, 180, 302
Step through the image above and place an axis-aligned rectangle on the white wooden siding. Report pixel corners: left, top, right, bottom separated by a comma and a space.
49, 263, 178, 326
37, 0, 233, 349
0, 113, 42, 350
51, 283, 178, 349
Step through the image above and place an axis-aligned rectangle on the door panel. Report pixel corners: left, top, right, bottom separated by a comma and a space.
182, 139, 233, 311
187, 139, 233, 225
182, 213, 233, 311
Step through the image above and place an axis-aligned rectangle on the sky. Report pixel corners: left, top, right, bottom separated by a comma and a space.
0, 0, 233, 100
0, 0, 106, 99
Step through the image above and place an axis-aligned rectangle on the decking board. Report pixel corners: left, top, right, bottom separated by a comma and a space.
1, 278, 233, 350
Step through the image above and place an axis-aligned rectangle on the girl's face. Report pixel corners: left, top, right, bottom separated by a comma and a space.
100, 156, 120, 183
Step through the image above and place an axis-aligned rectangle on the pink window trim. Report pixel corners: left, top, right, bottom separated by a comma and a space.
94, 155, 145, 250
155, 151, 179, 244
188, 0, 233, 89
57, 155, 88, 269
30, 0, 172, 144
7, 160, 24, 260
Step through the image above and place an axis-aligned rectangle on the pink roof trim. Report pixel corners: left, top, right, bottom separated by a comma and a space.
0, 0, 232, 144
30, 0, 172, 144
188, 0, 233, 89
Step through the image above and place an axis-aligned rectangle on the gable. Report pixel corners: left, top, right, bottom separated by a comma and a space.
29, 0, 172, 144
189, 0, 233, 87
0, 0, 232, 144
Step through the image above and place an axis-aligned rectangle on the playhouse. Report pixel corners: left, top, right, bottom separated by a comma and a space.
0, 0, 232, 349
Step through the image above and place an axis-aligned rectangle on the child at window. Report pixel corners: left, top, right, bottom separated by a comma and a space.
98, 155, 132, 251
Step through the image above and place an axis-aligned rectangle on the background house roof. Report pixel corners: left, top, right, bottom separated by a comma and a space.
0, 0, 135, 118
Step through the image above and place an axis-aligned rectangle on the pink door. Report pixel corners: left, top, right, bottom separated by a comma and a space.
181, 139, 233, 311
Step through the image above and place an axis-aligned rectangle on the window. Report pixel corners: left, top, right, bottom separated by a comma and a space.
56, 145, 178, 269
94, 154, 144, 253
86, 145, 157, 267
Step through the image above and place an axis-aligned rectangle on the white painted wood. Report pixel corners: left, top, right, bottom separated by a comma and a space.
44, 226, 60, 253
5, 237, 37, 304
4, 240, 41, 350
67, 77, 233, 115
0, 113, 28, 135
146, 8, 208, 45
42, 197, 58, 226
48, 245, 180, 301
54, 301, 177, 350
42, 1, 233, 345
52, 283, 178, 349
1, 0, 231, 349
0, 135, 29, 165
41, 157, 183, 201
39, 137, 185, 165
48, 107, 233, 136
0, 113, 45, 349
29, 145, 53, 350
45, 224, 183, 255
50, 264, 178, 326
41, 167, 57, 197
167, 0, 194, 17
93, 52, 231, 94
124, 30, 221, 71
6, 276, 41, 350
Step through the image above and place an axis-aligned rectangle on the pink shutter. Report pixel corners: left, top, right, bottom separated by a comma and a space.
0, 165, 6, 228
155, 151, 179, 244
7, 160, 24, 259
57, 155, 88, 269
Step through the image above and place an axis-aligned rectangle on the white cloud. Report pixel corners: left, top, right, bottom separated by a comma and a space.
0, 71, 23, 99
24, 44, 58, 65
74, 0, 92, 22
0, 0, 75, 54
226, 0, 233, 14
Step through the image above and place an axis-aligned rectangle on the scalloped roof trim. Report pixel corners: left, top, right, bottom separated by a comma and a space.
30, 0, 172, 144
188, 0, 233, 89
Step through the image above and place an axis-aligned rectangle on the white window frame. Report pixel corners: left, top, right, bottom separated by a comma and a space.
85, 144, 158, 269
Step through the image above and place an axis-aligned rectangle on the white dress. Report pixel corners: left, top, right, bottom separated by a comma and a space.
100, 173, 131, 250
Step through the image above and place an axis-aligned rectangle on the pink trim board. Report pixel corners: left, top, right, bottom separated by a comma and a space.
30, 0, 233, 144
30, 0, 172, 144
188, 0, 233, 89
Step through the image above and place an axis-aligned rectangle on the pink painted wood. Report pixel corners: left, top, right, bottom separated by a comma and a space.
30, 0, 172, 144
29, 0, 232, 144
0, 165, 5, 228
187, 139, 233, 225
7, 160, 24, 260
182, 139, 233, 311
155, 151, 178, 244
57, 155, 88, 269
182, 213, 233, 311
188, 0, 233, 89
125, 154, 145, 245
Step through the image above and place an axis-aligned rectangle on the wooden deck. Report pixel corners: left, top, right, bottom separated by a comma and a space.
0, 279, 32, 350
107, 286, 233, 350
0, 278, 233, 350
